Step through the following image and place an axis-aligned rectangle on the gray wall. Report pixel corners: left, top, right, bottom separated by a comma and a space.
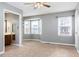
23, 10, 75, 44
0, 2, 22, 53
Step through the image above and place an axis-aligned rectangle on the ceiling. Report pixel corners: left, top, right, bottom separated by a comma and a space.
7, 2, 78, 17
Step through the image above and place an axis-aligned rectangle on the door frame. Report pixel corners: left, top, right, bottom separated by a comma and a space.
3, 9, 22, 53
75, 9, 79, 53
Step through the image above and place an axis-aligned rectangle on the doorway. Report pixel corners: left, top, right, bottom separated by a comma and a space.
3, 9, 22, 53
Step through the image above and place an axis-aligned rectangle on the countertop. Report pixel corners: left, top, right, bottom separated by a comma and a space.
5, 32, 15, 35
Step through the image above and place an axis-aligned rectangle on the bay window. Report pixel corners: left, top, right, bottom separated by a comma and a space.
24, 18, 42, 34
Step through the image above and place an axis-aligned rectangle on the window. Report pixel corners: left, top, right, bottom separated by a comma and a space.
24, 21, 30, 34
31, 20, 39, 34
24, 18, 42, 34
58, 16, 72, 36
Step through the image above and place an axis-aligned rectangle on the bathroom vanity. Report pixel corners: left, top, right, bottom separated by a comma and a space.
5, 33, 15, 45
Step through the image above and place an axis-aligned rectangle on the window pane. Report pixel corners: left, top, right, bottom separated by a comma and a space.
31, 20, 39, 34
24, 21, 30, 34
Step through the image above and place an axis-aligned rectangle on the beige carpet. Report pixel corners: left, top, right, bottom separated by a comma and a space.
1, 40, 79, 57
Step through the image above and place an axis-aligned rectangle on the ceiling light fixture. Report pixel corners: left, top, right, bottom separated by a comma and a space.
34, 2, 43, 8
24, 2, 51, 9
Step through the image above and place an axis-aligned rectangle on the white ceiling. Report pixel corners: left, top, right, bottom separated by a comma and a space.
7, 2, 78, 17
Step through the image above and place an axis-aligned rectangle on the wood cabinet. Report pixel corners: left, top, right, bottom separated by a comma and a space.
5, 34, 12, 45
12, 34, 15, 40
5, 34, 15, 46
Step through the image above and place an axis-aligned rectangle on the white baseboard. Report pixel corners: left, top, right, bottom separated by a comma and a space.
77, 50, 79, 54
13, 44, 23, 47
75, 46, 79, 54
24, 39, 40, 41
76, 48, 79, 54
0, 51, 4, 55
41, 41, 75, 46
24, 39, 75, 46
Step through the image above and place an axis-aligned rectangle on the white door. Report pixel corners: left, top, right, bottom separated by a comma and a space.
75, 10, 79, 52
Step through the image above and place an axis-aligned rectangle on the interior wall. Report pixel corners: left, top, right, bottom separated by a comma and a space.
23, 10, 75, 44
0, 2, 22, 53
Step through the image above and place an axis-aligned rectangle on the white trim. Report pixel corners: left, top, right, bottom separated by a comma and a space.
24, 39, 40, 41
75, 44, 79, 54
3, 9, 22, 54
77, 50, 79, 54
74, 9, 79, 54
40, 40, 75, 46
13, 44, 23, 47
4, 9, 20, 15
0, 51, 4, 55
19, 15, 22, 45
75, 47, 79, 54
24, 39, 75, 46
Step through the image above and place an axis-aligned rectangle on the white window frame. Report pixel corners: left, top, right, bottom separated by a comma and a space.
58, 16, 72, 36
24, 20, 30, 34
24, 18, 42, 35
